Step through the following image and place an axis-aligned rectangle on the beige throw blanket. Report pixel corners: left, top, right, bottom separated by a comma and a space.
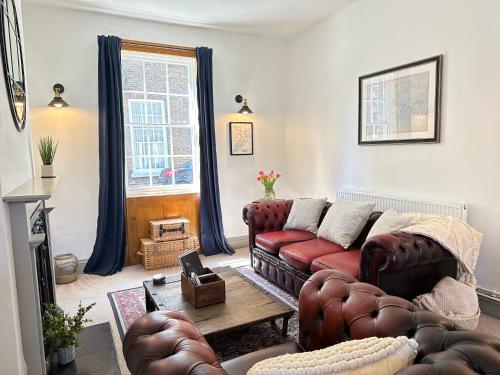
401, 213, 482, 275
401, 214, 483, 329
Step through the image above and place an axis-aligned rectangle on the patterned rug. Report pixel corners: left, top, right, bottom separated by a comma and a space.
108, 266, 299, 362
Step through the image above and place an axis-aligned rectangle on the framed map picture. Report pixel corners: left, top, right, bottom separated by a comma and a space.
359, 55, 442, 145
229, 122, 254, 155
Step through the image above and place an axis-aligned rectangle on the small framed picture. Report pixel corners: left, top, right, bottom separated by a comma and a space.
359, 55, 442, 145
229, 122, 254, 155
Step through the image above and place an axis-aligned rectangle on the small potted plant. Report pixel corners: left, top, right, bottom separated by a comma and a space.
37, 136, 59, 178
43, 302, 95, 365
257, 170, 280, 201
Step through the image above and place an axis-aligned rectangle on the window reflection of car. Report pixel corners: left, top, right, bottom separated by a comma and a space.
159, 161, 193, 184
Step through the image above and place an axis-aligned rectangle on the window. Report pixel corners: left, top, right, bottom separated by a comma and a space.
121, 48, 199, 195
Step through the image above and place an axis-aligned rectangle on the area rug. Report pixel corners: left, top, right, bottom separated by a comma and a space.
108, 266, 299, 362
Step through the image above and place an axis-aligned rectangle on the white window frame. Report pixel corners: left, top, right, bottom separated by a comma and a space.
122, 52, 200, 197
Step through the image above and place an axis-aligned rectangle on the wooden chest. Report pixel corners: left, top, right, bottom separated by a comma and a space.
139, 235, 200, 270
149, 218, 190, 242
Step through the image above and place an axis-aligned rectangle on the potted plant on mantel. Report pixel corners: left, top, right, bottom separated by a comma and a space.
37, 136, 59, 178
42, 302, 95, 366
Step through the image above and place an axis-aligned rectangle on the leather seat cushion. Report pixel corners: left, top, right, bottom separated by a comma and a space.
310, 250, 361, 278
279, 238, 346, 273
255, 230, 316, 254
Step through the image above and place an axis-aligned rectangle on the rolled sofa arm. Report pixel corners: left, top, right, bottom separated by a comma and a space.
123, 311, 226, 375
242, 200, 293, 248
359, 232, 456, 285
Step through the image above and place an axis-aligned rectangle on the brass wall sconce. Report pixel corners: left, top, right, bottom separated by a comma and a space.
48, 83, 69, 108
235, 94, 253, 114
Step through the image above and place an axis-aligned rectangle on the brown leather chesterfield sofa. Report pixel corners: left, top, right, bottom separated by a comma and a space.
123, 270, 500, 375
242, 200, 457, 299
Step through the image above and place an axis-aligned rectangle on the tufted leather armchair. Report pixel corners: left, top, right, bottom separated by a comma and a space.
123, 270, 500, 375
243, 200, 457, 300
300, 270, 500, 374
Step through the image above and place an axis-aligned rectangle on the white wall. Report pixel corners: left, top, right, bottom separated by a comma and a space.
286, 0, 500, 291
24, 4, 289, 261
0, 0, 33, 371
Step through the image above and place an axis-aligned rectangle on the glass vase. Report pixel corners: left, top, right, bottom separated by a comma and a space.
263, 185, 276, 201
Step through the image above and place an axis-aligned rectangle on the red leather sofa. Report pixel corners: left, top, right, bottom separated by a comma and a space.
123, 270, 500, 375
242, 200, 457, 299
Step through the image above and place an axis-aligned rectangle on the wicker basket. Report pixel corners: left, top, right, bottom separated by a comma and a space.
138, 234, 200, 270
149, 218, 190, 242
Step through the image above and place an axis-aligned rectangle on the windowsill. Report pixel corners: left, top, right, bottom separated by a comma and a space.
127, 187, 199, 198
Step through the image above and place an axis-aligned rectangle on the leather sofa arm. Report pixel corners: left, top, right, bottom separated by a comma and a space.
123, 311, 226, 375
242, 200, 293, 248
359, 232, 455, 285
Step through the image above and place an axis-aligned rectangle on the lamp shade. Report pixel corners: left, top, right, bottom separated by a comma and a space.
48, 83, 69, 108
48, 96, 69, 108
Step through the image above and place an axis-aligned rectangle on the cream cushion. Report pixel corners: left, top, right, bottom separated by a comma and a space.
317, 199, 375, 249
247, 336, 418, 375
366, 209, 415, 239
283, 198, 327, 233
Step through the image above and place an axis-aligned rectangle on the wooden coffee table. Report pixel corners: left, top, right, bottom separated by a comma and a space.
143, 266, 294, 337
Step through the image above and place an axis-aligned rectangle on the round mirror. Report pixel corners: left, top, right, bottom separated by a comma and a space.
0, 0, 26, 132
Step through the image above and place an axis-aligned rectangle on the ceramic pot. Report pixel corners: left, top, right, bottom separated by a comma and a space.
54, 253, 78, 284
57, 345, 75, 365
41, 164, 54, 178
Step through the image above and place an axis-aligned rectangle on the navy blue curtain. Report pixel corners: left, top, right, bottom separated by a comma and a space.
196, 47, 234, 255
84, 35, 126, 275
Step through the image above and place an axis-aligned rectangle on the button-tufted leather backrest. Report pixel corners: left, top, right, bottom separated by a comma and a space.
242, 200, 294, 249
299, 270, 500, 375
123, 311, 226, 375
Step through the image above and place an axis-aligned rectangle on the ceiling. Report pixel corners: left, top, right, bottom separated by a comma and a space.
25, 0, 356, 38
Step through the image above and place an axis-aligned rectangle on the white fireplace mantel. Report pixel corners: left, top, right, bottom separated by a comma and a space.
3, 177, 60, 375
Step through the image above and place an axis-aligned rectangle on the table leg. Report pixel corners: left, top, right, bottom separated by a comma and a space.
145, 289, 155, 313
281, 317, 289, 336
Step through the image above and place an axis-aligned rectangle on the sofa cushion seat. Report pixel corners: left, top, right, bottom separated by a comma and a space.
255, 230, 316, 254
310, 250, 361, 278
279, 238, 345, 273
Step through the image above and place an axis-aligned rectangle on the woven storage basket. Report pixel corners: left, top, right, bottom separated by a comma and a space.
138, 234, 200, 270
149, 218, 190, 242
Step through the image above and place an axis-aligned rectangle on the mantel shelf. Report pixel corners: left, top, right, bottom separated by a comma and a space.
2, 177, 60, 203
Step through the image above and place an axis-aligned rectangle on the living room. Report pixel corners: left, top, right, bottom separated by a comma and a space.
1, 0, 500, 374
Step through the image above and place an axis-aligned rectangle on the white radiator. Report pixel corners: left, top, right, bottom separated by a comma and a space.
336, 188, 468, 222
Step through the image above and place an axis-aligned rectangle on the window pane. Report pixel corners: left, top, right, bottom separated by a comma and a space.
122, 59, 144, 91
173, 157, 193, 185
146, 94, 168, 124
145, 61, 167, 93
157, 157, 173, 186
123, 92, 146, 123
168, 64, 189, 94
169, 95, 190, 124
172, 127, 192, 155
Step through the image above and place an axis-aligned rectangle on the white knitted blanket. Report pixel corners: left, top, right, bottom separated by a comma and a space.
401, 213, 483, 329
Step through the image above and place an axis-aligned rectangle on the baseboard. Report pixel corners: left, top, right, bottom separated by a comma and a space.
77, 258, 88, 274
227, 235, 249, 250
478, 292, 500, 319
